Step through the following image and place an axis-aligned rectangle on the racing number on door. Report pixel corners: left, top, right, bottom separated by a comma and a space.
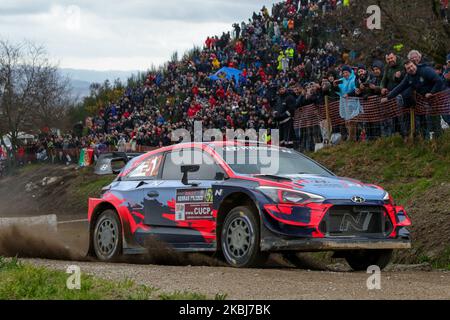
128, 154, 163, 179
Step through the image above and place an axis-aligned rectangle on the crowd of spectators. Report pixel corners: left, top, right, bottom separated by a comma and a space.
3, 0, 448, 172
81, 0, 449, 153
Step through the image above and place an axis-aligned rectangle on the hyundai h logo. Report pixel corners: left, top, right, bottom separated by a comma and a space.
351, 196, 365, 203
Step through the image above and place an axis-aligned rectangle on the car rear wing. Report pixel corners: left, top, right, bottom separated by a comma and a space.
94, 152, 143, 175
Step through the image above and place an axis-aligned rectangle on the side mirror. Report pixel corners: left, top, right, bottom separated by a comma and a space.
215, 172, 228, 181
111, 157, 127, 174
181, 165, 200, 186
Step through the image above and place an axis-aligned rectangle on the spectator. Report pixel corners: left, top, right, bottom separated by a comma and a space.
381, 53, 405, 95
71, 2, 447, 155
381, 60, 446, 138
273, 86, 297, 148
334, 65, 359, 141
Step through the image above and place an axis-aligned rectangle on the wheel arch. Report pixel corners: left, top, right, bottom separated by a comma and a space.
87, 202, 122, 256
216, 191, 260, 250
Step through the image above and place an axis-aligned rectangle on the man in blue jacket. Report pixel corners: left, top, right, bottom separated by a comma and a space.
381, 60, 445, 138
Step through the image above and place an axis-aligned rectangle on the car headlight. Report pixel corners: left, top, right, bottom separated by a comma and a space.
383, 192, 391, 204
257, 186, 325, 204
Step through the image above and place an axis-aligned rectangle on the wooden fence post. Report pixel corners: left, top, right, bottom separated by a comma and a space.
410, 108, 415, 140
324, 95, 332, 143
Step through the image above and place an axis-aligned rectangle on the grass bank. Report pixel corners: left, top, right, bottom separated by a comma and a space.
0, 257, 226, 300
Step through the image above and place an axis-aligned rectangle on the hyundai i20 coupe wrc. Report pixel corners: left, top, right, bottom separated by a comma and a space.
88, 141, 411, 270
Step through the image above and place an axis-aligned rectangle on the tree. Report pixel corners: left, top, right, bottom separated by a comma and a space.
325, 0, 449, 63
0, 40, 73, 158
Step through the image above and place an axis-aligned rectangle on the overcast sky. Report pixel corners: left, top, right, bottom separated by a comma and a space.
0, 0, 279, 71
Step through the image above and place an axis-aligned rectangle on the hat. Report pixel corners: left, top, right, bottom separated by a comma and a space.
342, 65, 352, 73
372, 60, 384, 70
357, 64, 366, 70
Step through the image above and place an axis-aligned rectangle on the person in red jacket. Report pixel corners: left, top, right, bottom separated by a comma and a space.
226, 115, 234, 127
208, 95, 217, 109
192, 85, 199, 96
235, 40, 244, 55
258, 67, 267, 83
187, 102, 202, 118
205, 37, 212, 49
17, 146, 25, 166
216, 87, 225, 100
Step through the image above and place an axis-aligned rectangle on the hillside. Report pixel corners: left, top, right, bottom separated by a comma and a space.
310, 130, 450, 267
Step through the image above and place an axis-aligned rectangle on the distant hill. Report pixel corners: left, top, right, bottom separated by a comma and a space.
60, 68, 140, 100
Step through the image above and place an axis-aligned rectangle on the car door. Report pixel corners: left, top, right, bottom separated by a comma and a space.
143, 148, 225, 249
120, 152, 164, 223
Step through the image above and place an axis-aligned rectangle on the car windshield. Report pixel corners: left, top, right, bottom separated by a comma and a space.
218, 146, 333, 176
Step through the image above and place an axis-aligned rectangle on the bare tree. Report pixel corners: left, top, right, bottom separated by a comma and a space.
0, 40, 73, 158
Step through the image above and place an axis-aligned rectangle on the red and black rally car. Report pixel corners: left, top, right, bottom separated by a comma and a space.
88, 141, 411, 270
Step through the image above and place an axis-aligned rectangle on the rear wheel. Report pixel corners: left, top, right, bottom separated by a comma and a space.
220, 206, 268, 268
344, 249, 393, 271
93, 210, 122, 261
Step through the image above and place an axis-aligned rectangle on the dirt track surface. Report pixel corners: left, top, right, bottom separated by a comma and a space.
22, 258, 450, 300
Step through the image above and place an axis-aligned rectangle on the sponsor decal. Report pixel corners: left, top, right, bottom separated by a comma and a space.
340, 212, 373, 232
175, 188, 214, 221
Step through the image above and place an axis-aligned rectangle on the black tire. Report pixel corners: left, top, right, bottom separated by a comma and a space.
220, 206, 268, 268
344, 249, 393, 271
93, 210, 122, 261
282, 252, 326, 270
283, 253, 306, 268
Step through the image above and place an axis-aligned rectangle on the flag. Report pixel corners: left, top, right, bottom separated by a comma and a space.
209, 67, 243, 87
78, 148, 94, 167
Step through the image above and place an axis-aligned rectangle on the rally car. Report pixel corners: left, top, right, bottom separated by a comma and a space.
87, 141, 411, 270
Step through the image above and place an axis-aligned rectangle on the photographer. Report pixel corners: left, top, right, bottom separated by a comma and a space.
320, 72, 340, 100
355, 64, 382, 99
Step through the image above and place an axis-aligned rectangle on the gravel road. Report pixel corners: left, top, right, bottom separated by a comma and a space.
23, 258, 450, 300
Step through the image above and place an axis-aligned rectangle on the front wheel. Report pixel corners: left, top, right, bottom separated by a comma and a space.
344, 249, 393, 271
220, 206, 268, 268
93, 210, 122, 261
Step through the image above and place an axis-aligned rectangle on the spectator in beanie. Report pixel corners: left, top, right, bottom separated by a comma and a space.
334, 65, 356, 98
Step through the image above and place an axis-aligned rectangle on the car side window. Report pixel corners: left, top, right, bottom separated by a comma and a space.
126, 154, 163, 180
162, 149, 223, 181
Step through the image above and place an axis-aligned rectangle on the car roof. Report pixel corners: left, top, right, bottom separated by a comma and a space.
169, 140, 283, 149
140, 141, 290, 159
